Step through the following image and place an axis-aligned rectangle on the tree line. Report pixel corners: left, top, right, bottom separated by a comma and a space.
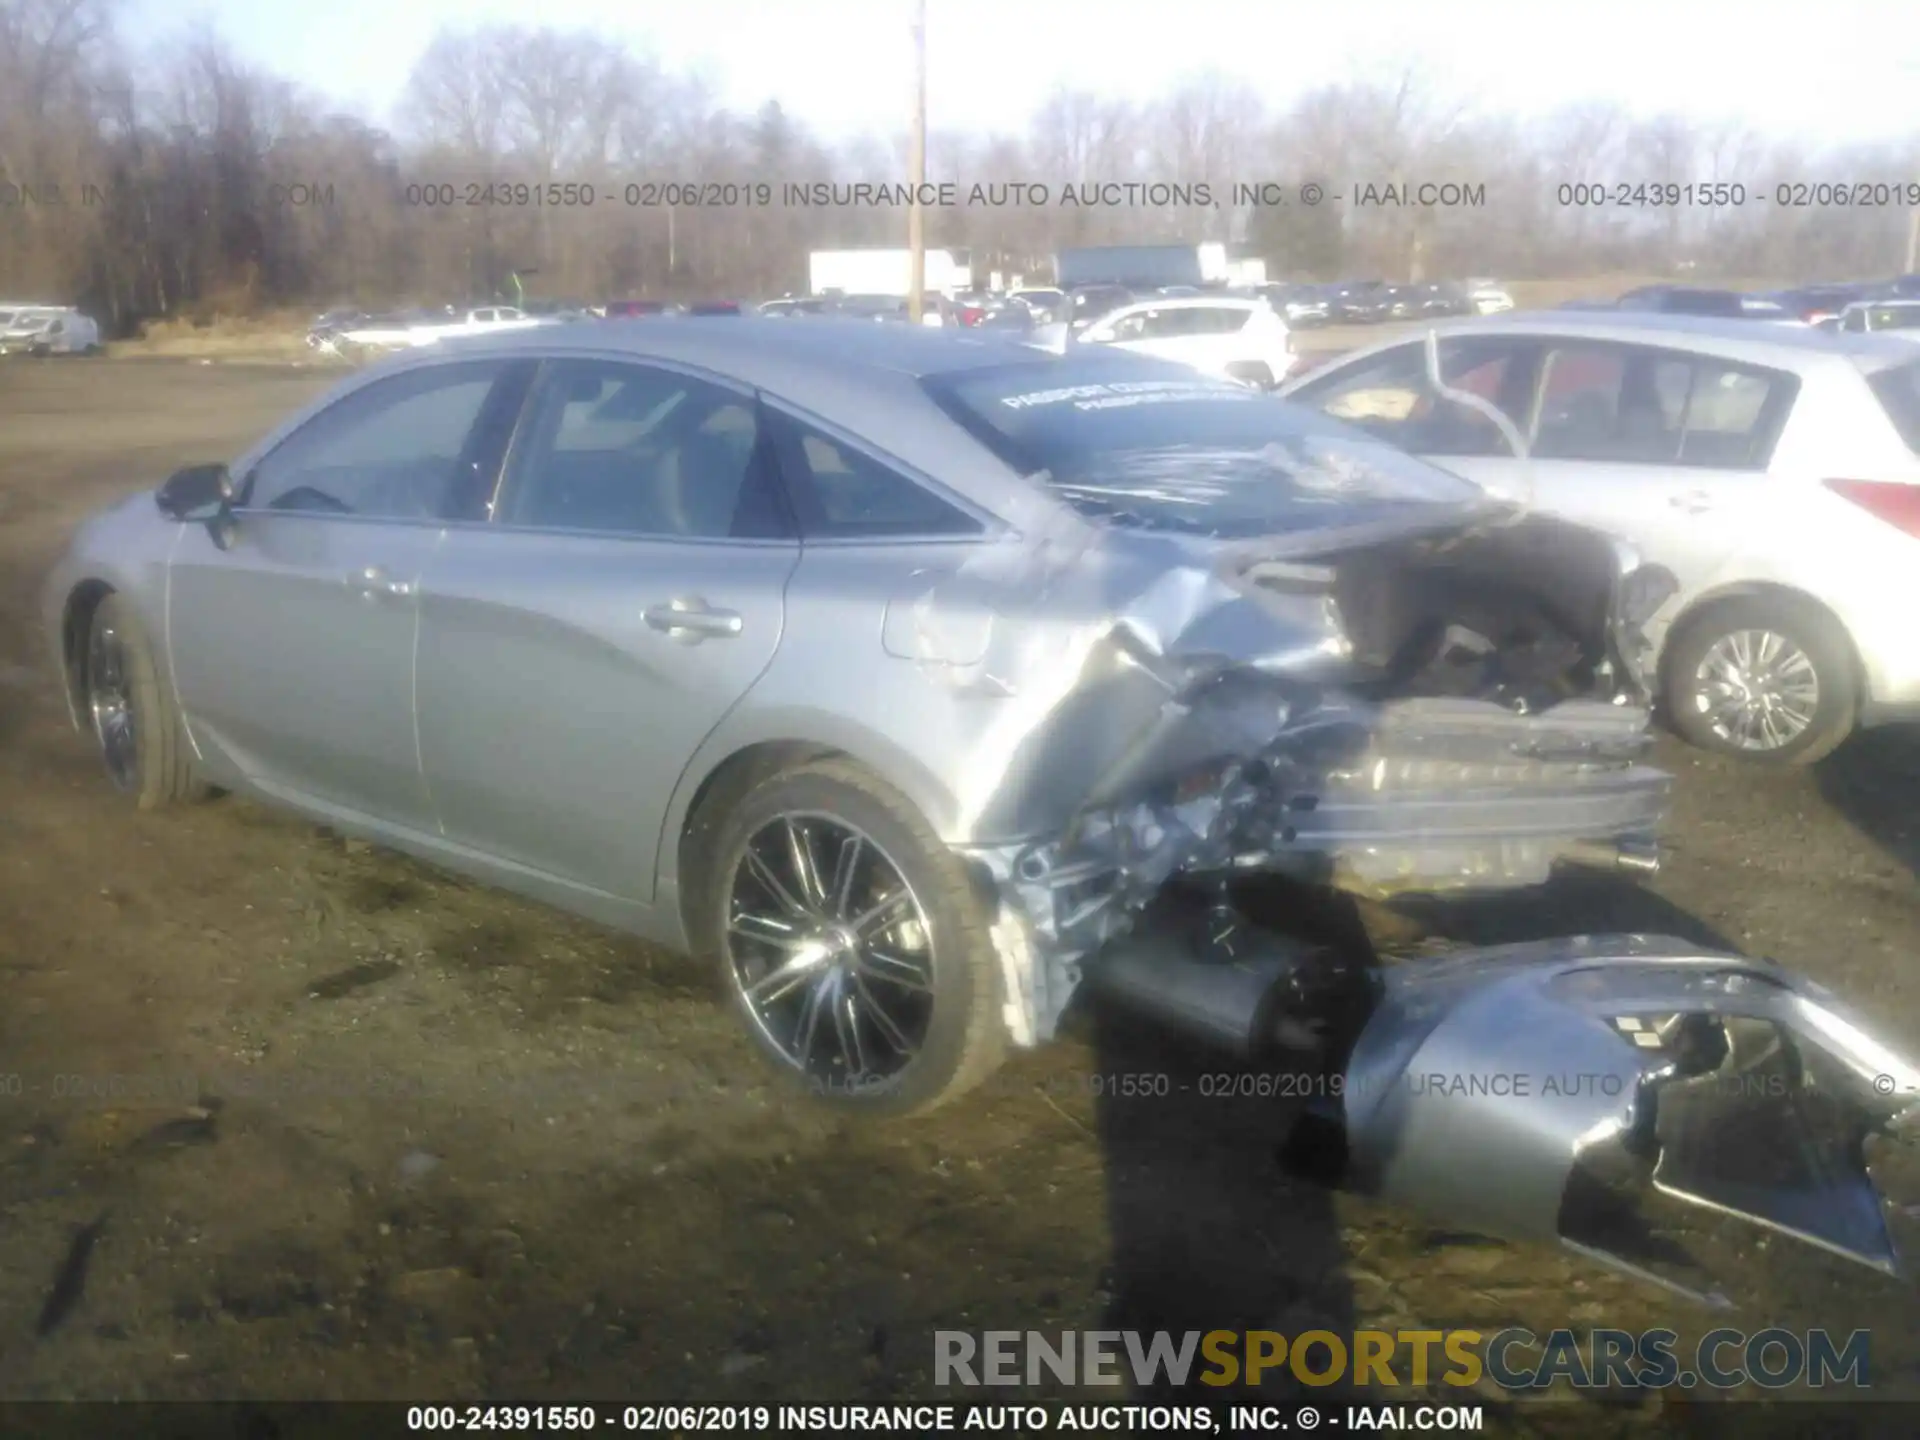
4, 0, 1918, 334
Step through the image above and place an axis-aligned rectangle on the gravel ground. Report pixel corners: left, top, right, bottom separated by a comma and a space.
3, 358, 1920, 1435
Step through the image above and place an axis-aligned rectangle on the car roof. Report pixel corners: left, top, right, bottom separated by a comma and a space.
281, 317, 1236, 527
407, 317, 1094, 424
1355, 309, 1920, 370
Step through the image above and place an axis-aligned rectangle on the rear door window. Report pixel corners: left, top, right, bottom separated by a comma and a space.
498, 360, 774, 538
1189, 306, 1253, 335
1531, 343, 1792, 468
768, 414, 982, 539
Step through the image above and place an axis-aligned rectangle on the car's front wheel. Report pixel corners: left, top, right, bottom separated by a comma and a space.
1662, 596, 1858, 765
84, 594, 211, 807
702, 758, 1007, 1116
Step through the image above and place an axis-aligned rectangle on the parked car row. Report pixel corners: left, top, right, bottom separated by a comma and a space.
1245, 278, 1514, 326
1560, 277, 1920, 337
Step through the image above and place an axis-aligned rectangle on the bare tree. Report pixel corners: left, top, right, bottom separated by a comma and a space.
6, 9, 1920, 331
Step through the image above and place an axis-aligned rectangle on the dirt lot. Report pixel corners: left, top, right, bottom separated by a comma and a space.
4, 358, 1920, 1432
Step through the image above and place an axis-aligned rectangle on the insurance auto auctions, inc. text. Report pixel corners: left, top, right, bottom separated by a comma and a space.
776, 181, 1486, 208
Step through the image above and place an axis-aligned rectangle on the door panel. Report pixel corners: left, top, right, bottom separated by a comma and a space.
167, 359, 527, 829
170, 517, 441, 827
415, 532, 796, 900
414, 356, 799, 901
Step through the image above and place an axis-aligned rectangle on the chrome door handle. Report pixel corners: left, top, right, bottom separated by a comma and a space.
644, 598, 743, 642
1669, 490, 1714, 514
347, 565, 414, 600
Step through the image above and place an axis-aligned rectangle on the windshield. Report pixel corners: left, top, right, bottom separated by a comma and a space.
923, 357, 1486, 538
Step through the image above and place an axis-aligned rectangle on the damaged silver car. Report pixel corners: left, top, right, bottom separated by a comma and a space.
44, 319, 1920, 1289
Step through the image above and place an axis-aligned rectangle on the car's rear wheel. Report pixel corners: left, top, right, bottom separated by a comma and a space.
702, 759, 1006, 1116
1226, 360, 1276, 389
1662, 596, 1857, 765
85, 594, 210, 807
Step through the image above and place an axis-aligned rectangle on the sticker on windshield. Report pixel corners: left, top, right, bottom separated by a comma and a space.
997, 379, 1253, 411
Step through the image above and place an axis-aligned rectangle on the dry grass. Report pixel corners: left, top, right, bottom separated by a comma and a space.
113, 307, 318, 362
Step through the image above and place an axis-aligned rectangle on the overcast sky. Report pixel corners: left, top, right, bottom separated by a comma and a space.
125, 0, 1920, 150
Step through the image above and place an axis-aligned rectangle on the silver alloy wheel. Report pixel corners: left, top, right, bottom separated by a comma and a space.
724, 812, 936, 1089
1690, 628, 1821, 752
87, 618, 139, 791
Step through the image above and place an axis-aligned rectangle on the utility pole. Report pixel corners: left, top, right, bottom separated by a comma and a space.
907, 0, 927, 323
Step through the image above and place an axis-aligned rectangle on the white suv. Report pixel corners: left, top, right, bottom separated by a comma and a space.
1072, 296, 1294, 388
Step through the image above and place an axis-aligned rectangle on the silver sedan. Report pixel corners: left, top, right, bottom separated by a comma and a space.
48, 319, 1920, 1297
45, 320, 1675, 1118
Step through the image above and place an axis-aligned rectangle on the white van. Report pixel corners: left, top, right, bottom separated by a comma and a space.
0, 307, 104, 357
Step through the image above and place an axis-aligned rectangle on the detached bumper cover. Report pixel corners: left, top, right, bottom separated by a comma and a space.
1342, 936, 1920, 1283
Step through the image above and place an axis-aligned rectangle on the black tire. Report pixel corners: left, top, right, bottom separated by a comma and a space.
84, 594, 211, 808
1226, 360, 1276, 389
1661, 595, 1857, 765
698, 758, 1006, 1117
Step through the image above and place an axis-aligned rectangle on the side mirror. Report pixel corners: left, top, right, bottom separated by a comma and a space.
156, 463, 238, 548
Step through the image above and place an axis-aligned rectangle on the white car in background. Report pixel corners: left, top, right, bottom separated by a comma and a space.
1834, 299, 1920, 341
1068, 296, 1295, 388
1007, 287, 1069, 323
0, 306, 103, 356
1282, 311, 1920, 763
336, 306, 547, 353
1466, 279, 1516, 315
409, 306, 547, 343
